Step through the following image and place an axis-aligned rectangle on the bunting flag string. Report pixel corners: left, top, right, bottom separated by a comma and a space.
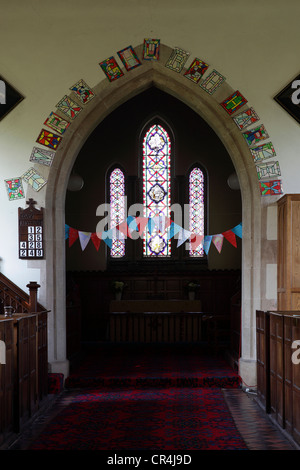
65, 218, 242, 256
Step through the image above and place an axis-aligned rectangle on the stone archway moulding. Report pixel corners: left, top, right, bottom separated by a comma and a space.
27, 42, 278, 386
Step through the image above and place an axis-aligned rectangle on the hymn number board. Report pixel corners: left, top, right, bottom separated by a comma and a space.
18, 198, 44, 259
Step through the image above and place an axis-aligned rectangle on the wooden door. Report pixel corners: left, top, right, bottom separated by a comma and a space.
277, 195, 300, 310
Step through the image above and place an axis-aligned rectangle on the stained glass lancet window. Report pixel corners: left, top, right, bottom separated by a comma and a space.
110, 168, 125, 258
189, 167, 205, 257
143, 124, 171, 257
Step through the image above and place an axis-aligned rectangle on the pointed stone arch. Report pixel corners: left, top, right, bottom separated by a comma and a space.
38, 43, 264, 386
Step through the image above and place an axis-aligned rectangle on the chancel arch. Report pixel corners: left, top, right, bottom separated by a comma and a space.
38, 43, 261, 387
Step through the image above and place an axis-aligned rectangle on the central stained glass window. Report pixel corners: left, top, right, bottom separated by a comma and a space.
110, 168, 125, 258
143, 124, 171, 257
189, 167, 205, 257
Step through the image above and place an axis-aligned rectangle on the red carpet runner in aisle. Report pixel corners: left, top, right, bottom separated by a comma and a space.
30, 387, 247, 450
29, 344, 247, 450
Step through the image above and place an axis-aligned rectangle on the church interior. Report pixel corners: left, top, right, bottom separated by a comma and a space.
1, 0, 300, 452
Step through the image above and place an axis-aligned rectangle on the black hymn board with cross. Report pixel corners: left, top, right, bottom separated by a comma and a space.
18, 199, 44, 259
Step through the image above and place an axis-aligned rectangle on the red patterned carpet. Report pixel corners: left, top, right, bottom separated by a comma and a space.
29, 387, 247, 450
27, 344, 247, 451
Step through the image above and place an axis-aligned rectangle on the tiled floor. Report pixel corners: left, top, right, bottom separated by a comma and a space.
223, 390, 299, 451
5, 388, 299, 451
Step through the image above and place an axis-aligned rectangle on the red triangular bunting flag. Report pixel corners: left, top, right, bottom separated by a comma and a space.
190, 234, 204, 250
222, 229, 237, 247
116, 220, 132, 239
135, 217, 149, 235
164, 217, 172, 230
91, 232, 101, 251
69, 227, 79, 247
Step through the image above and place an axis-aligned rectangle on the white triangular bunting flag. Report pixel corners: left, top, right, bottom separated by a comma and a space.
148, 217, 156, 234
153, 214, 166, 233
177, 228, 192, 247
112, 227, 125, 240
78, 231, 91, 251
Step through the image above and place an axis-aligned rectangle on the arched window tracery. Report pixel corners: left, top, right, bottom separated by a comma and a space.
189, 167, 205, 257
142, 124, 171, 257
109, 167, 126, 258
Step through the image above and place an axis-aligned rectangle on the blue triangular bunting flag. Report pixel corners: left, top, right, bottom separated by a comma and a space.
203, 235, 212, 255
147, 217, 156, 234
232, 223, 242, 238
101, 230, 113, 248
166, 222, 182, 240
127, 216, 138, 232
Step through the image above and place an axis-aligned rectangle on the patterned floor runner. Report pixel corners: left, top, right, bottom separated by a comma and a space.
29, 387, 247, 450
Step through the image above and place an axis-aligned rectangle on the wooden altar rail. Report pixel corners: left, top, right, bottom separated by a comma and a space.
108, 312, 203, 343
256, 310, 300, 446
0, 311, 49, 448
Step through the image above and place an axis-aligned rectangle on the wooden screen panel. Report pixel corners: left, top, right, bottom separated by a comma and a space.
291, 316, 300, 444
0, 319, 14, 445
256, 311, 270, 412
29, 316, 38, 415
16, 316, 38, 431
16, 317, 30, 430
37, 312, 48, 402
269, 313, 284, 427
283, 315, 293, 434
